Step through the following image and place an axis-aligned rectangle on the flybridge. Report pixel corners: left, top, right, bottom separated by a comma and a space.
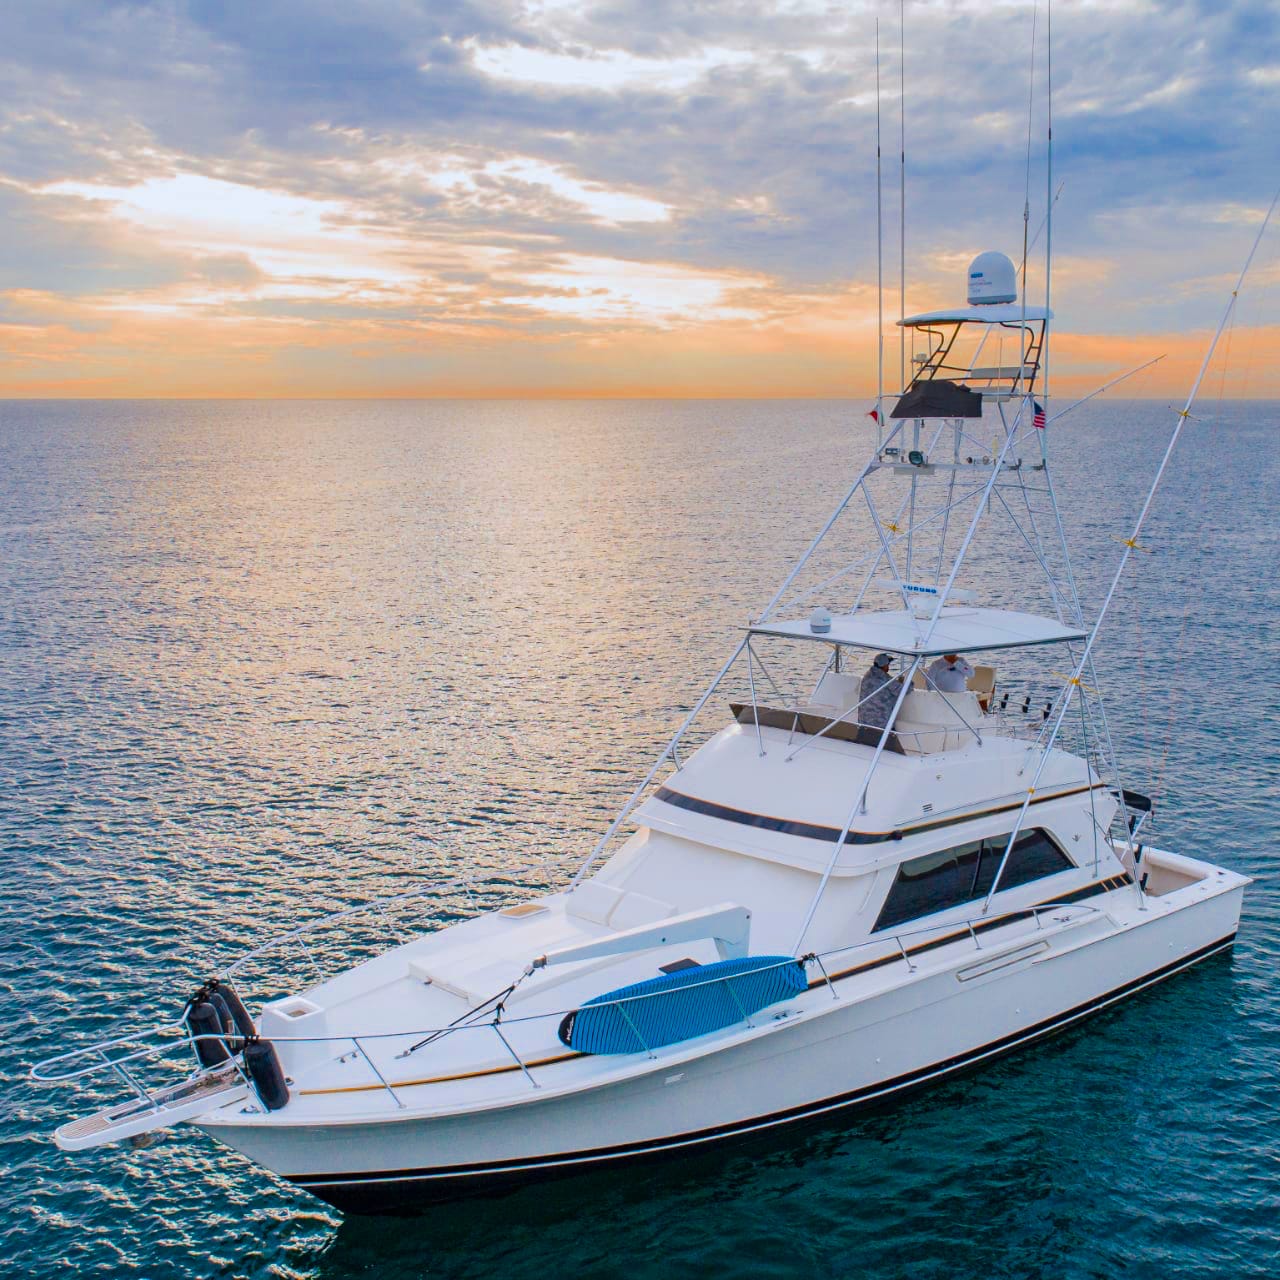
569, 246, 1113, 912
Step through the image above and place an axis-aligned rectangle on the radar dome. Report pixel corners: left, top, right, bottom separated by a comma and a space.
967, 251, 1018, 305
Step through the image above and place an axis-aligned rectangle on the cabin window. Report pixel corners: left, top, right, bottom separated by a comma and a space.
873, 829, 1073, 933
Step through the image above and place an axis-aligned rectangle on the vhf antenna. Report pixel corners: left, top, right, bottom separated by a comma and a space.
875, 18, 884, 447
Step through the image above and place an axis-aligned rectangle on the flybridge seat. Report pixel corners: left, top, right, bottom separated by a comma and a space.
965, 366, 1036, 383
732, 698, 981, 757
734, 652, 994, 755
912, 663, 996, 710
894, 690, 985, 754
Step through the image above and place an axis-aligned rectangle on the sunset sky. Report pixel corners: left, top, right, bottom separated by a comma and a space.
2, 0, 1278, 399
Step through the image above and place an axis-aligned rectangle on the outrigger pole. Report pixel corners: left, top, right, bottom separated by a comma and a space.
982, 183, 1280, 912
1043, 355, 1164, 428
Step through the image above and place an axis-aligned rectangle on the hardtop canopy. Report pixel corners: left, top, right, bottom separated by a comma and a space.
898, 303, 1053, 327
749, 605, 1086, 658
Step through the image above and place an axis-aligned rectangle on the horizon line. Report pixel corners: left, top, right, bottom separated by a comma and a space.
2, 393, 1275, 404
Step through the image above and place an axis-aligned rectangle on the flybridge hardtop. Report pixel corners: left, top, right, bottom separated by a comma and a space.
899, 303, 1053, 324
750, 605, 1086, 656
31, 239, 1257, 1212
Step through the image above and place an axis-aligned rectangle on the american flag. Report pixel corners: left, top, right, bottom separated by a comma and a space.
1033, 401, 1046, 429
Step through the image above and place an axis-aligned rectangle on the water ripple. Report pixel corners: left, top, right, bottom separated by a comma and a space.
1, 399, 1276, 1278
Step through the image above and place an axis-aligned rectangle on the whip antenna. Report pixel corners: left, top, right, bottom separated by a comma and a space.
1016, 1, 1038, 399
1043, 0, 1053, 408
875, 18, 884, 443
898, 0, 905, 393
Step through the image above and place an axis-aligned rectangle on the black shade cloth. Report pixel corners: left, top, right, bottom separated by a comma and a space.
891, 379, 984, 419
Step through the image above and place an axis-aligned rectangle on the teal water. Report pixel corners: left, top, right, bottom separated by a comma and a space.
2, 399, 1277, 1279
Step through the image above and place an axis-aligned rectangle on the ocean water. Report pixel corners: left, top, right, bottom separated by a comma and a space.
1, 398, 1277, 1279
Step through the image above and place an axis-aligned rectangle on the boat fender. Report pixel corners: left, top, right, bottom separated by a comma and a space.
207, 979, 256, 1042
186, 999, 232, 1068
180, 980, 217, 1029
205, 989, 242, 1054
243, 1038, 290, 1111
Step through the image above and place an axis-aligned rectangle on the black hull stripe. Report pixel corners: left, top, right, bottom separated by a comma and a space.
289, 931, 1235, 1190
653, 782, 1096, 847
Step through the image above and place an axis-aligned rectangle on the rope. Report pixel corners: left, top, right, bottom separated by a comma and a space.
397, 968, 533, 1058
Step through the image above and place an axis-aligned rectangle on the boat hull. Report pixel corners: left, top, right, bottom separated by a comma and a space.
200, 882, 1244, 1213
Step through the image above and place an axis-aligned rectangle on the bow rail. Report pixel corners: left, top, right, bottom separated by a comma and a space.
32, 900, 1102, 1139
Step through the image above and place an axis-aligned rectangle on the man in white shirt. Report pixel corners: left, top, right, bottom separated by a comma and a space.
927, 652, 974, 693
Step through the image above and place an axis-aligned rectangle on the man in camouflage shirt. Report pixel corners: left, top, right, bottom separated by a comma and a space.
858, 652, 904, 730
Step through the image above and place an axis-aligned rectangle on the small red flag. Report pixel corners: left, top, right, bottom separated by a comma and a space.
868, 407, 880, 423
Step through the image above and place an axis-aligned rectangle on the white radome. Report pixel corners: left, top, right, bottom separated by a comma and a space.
967, 250, 1019, 305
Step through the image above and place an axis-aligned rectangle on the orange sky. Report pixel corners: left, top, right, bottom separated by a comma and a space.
2, 170, 1272, 400
3, 278, 1275, 401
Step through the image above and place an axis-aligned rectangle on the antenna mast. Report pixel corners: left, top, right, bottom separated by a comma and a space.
1016, 2, 1037, 399
875, 19, 884, 445
1043, 0, 1053, 406
898, 0, 906, 394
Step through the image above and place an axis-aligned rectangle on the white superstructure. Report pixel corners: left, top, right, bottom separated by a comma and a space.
32, 251, 1253, 1214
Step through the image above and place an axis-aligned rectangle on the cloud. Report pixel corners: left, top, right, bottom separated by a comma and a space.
464, 39, 757, 92
0, 0, 1277, 395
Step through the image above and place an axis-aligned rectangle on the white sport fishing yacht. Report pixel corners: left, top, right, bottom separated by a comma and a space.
34, 249, 1251, 1213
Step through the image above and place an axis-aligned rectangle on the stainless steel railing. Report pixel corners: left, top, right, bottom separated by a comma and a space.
32, 901, 1101, 1122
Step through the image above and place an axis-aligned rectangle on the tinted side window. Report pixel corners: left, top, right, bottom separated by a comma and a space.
874, 828, 1073, 932
998, 829, 1073, 893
